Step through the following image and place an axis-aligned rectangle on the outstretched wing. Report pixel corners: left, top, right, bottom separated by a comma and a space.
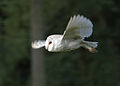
62, 15, 93, 40
32, 40, 45, 49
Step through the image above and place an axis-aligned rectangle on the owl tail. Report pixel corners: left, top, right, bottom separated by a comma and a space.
82, 41, 98, 53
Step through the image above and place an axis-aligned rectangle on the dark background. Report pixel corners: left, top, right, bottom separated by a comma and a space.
0, 0, 120, 86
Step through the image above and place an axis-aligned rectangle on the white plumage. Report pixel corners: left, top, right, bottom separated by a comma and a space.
32, 15, 98, 53
32, 40, 45, 49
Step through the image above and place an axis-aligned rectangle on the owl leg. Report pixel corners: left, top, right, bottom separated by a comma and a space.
80, 41, 98, 53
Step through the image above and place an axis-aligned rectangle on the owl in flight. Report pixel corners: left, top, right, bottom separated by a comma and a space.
32, 15, 98, 53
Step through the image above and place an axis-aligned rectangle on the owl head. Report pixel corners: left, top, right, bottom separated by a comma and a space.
45, 36, 55, 51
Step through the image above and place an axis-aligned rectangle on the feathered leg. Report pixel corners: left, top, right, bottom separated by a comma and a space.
81, 41, 98, 53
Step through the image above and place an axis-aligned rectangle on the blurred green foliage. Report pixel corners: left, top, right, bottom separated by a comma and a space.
0, 0, 30, 86
0, 0, 120, 86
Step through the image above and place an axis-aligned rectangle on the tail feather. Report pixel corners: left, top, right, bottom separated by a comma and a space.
85, 41, 98, 48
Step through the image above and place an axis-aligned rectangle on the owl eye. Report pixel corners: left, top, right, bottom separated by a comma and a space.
48, 41, 52, 45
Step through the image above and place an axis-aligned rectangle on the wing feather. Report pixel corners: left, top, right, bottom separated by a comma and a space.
62, 15, 93, 40
32, 40, 45, 49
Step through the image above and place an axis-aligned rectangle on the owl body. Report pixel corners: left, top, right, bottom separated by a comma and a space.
45, 35, 82, 52
32, 15, 98, 53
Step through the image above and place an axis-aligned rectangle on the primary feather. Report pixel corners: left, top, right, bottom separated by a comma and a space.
62, 15, 93, 40
32, 40, 45, 49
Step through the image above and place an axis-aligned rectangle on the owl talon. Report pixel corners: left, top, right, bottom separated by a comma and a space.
88, 47, 97, 53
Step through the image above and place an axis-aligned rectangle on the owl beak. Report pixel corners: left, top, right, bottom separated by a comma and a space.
45, 44, 51, 51
45, 44, 48, 50
45, 42, 48, 50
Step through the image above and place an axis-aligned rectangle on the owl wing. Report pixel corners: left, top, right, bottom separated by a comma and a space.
32, 40, 45, 49
62, 15, 93, 40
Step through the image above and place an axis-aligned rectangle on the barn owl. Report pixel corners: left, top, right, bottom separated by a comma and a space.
32, 15, 98, 53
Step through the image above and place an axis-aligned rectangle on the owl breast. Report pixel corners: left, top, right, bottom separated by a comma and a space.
47, 35, 81, 52
54, 39, 81, 52
61, 40, 81, 51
